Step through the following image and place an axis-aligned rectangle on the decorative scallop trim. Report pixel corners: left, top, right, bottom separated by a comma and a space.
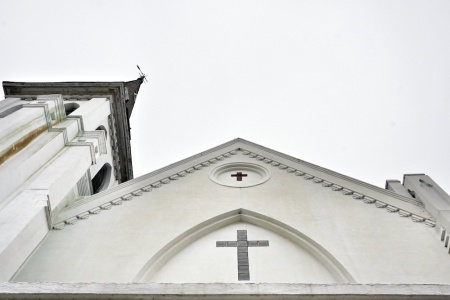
141, 186, 152, 192
64, 217, 78, 225
411, 215, 425, 223
131, 190, 142, 197
53, 151, 237, 230
386, 205, 399, 213
111, 199, 122, 205
54, 149, 436, 230
304, 174, 314, 180
363, 197, 376, 204
331, 185, 343, 191
342, 189, 354, 196
241, 150, 435, 228
352, 193, 364, 199
89, 207, 101, 214
77, 212, 89, 220
398, 210, 411, 218
313, 178, 323, 184
169, 175, 180, 181
100, 203, 112, 210
375, 201, 387, 208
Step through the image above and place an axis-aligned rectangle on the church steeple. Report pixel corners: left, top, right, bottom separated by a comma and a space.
124, 76, 145, 120
0, 77, 146, 282
3, 77, 145, 183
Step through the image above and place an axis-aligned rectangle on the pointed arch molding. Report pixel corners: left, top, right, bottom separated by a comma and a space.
133, 209, 356, 283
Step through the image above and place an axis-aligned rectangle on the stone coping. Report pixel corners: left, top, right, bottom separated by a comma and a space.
1, 283, 450, 299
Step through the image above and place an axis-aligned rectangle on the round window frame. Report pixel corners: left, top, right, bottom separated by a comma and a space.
209, 162, 271, 188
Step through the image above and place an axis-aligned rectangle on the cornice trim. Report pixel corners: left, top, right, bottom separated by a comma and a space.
237, 139, 424, 208
54, 147, 434, 230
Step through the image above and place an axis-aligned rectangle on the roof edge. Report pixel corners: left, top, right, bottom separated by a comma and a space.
77, 137, 424, 209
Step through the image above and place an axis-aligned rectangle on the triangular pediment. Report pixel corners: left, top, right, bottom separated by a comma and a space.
15, 139, 450, 284
54, 138, 433, 229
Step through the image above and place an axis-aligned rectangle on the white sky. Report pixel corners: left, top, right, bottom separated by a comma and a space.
1, 0, 449, 192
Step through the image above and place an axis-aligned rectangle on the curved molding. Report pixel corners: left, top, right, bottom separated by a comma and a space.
209, 162, 271, 188
133, 209, 356, 283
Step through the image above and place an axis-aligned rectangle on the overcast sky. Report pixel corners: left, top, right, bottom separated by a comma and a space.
1, 0, 449, 192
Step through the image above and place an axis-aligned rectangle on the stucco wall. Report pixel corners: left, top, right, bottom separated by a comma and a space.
13, 151, 448, 284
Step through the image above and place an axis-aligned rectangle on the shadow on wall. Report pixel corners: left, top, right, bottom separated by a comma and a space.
64, 103, 80, 115
92, 163, 112, 194
0, 105, 23, 118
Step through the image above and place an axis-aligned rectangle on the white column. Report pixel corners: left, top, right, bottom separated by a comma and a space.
0, 145, 92, 281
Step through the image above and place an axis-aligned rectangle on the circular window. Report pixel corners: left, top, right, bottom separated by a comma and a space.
209, 162, 270, 188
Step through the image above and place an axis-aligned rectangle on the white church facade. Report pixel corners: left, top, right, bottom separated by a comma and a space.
1, 79, 450, 299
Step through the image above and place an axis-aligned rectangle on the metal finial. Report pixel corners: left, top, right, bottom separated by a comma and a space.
137, 65, 148, 83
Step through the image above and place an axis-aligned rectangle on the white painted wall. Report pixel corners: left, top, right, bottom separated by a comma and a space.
11, 148, 450, 284
149, 222, 337, 283
0, 94, 117, 281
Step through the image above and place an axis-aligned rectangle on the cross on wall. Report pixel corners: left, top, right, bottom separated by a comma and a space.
231, 172, 248, 181
216, 230, 269, 281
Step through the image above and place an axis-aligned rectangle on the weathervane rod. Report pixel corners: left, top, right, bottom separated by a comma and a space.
137, 65, 148, 83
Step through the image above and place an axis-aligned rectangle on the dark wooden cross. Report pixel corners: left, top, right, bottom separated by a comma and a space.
216, 230, 269, 281
231, 172, 247, 181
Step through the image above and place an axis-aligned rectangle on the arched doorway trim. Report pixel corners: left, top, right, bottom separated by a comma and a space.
134, 209, 355, 283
